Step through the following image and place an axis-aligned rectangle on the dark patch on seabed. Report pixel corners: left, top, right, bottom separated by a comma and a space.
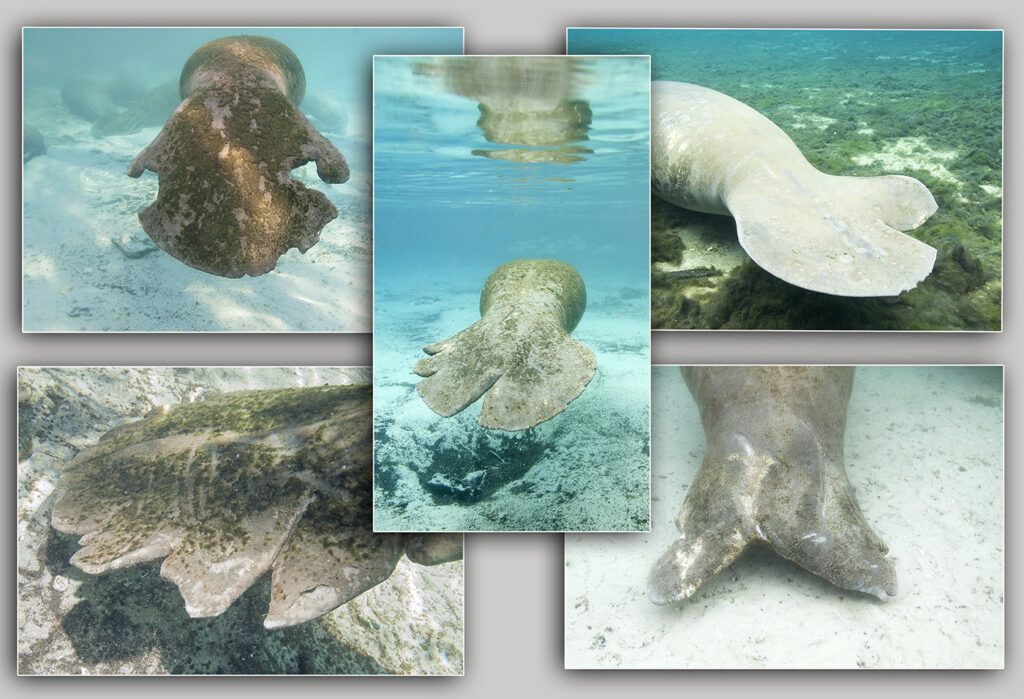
384, 427, 552, 506
421, 429, 552, 504
25, 528, 389, 675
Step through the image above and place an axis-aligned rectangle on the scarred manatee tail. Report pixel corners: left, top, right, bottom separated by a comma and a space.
414, 320, 596, 431
648, 526, 747, 605
728, 172, 938, 297
477, 329, 595, 431
414, 321, 504, 418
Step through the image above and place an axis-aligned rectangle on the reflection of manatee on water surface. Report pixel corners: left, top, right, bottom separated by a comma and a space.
418, 56, 594, 164
414, 259, 597, 432
648, 366, 897, 606
50, 383, 462, 629
652, 81, 938, 297
128, 35, 350, 278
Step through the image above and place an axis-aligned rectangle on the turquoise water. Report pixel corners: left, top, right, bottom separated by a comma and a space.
22, 28, 462, 331
373, 56, 651, 532
568, 29, 1003, 330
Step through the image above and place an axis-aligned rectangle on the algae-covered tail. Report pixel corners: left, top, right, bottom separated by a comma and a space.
414, 259, 596, 431
50, 384, 461, 628
128, 35, 350, 278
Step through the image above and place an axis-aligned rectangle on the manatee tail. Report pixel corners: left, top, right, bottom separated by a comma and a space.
477, 330, 595, 431
757, 469, 898, 601
404, 533, 464, 565
648, 526, 749, 605
414, 321, 596, 431
727, 172, 938, 297
414, 321, 504, 417
649, 440, 897, 603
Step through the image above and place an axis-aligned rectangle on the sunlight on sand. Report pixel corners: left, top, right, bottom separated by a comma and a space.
23, 252, 59, 283
852, 136, 960, 184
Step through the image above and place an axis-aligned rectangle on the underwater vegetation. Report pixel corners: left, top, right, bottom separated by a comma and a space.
573, 30, 1002, 329
375, 418, 553, 506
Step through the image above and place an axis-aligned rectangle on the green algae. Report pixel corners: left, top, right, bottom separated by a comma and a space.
69, 384, 370, 467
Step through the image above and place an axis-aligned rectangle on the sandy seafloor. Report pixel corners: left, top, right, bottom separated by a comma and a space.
17, 367, 464, 675
565, 366, 1003, 669
373, 272, 650, 532
22, 28, 462, 332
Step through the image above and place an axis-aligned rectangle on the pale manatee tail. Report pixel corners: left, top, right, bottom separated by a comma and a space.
728, 172, 938, 297
414, 320, 596, 431
648, 449, 898, 604
648, 523, 747, 605
264, 527, 404, 629
648, 510, 897, 604
404, 533, 465, 565
414, 320, 504, 418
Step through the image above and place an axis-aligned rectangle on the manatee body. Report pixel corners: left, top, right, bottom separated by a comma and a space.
648, 366, 897, 604
91, 81, 181, 139
429, 57, 593, 163
128, 35, 349, 278
652, 80, 938, 297
104, 77, 149, 107
414, 259, 596, 431
23, 124, 46, 163
61, 78, 118, 123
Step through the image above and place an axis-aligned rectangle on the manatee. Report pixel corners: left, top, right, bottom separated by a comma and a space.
23, 124, 46, 163
652, 80, 938, 297
648, 366, 896, 604
60, 78, 119, 123
91, 80, 181, 138
104, 77, 149, 107
422, 57, 592, 164
128, 35, 350, 278
413, 259, 596, 431
49, 382, 462, 628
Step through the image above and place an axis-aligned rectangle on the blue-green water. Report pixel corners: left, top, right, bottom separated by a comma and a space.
22, 27, 462, 331
569, 29, 1002, 330
372, 56, 651, 532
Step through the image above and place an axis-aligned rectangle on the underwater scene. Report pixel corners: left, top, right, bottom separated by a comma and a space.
565, 366, 1003, 669
373, 56, 651, 532
22, 27, 462, 331
567, 29, 1003, 330
17, 367, 463, 675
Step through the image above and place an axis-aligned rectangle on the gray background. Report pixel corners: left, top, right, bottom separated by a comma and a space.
7, 0, 1018, 692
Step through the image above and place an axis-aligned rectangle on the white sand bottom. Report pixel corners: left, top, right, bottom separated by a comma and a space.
565, 366, 1003, 669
